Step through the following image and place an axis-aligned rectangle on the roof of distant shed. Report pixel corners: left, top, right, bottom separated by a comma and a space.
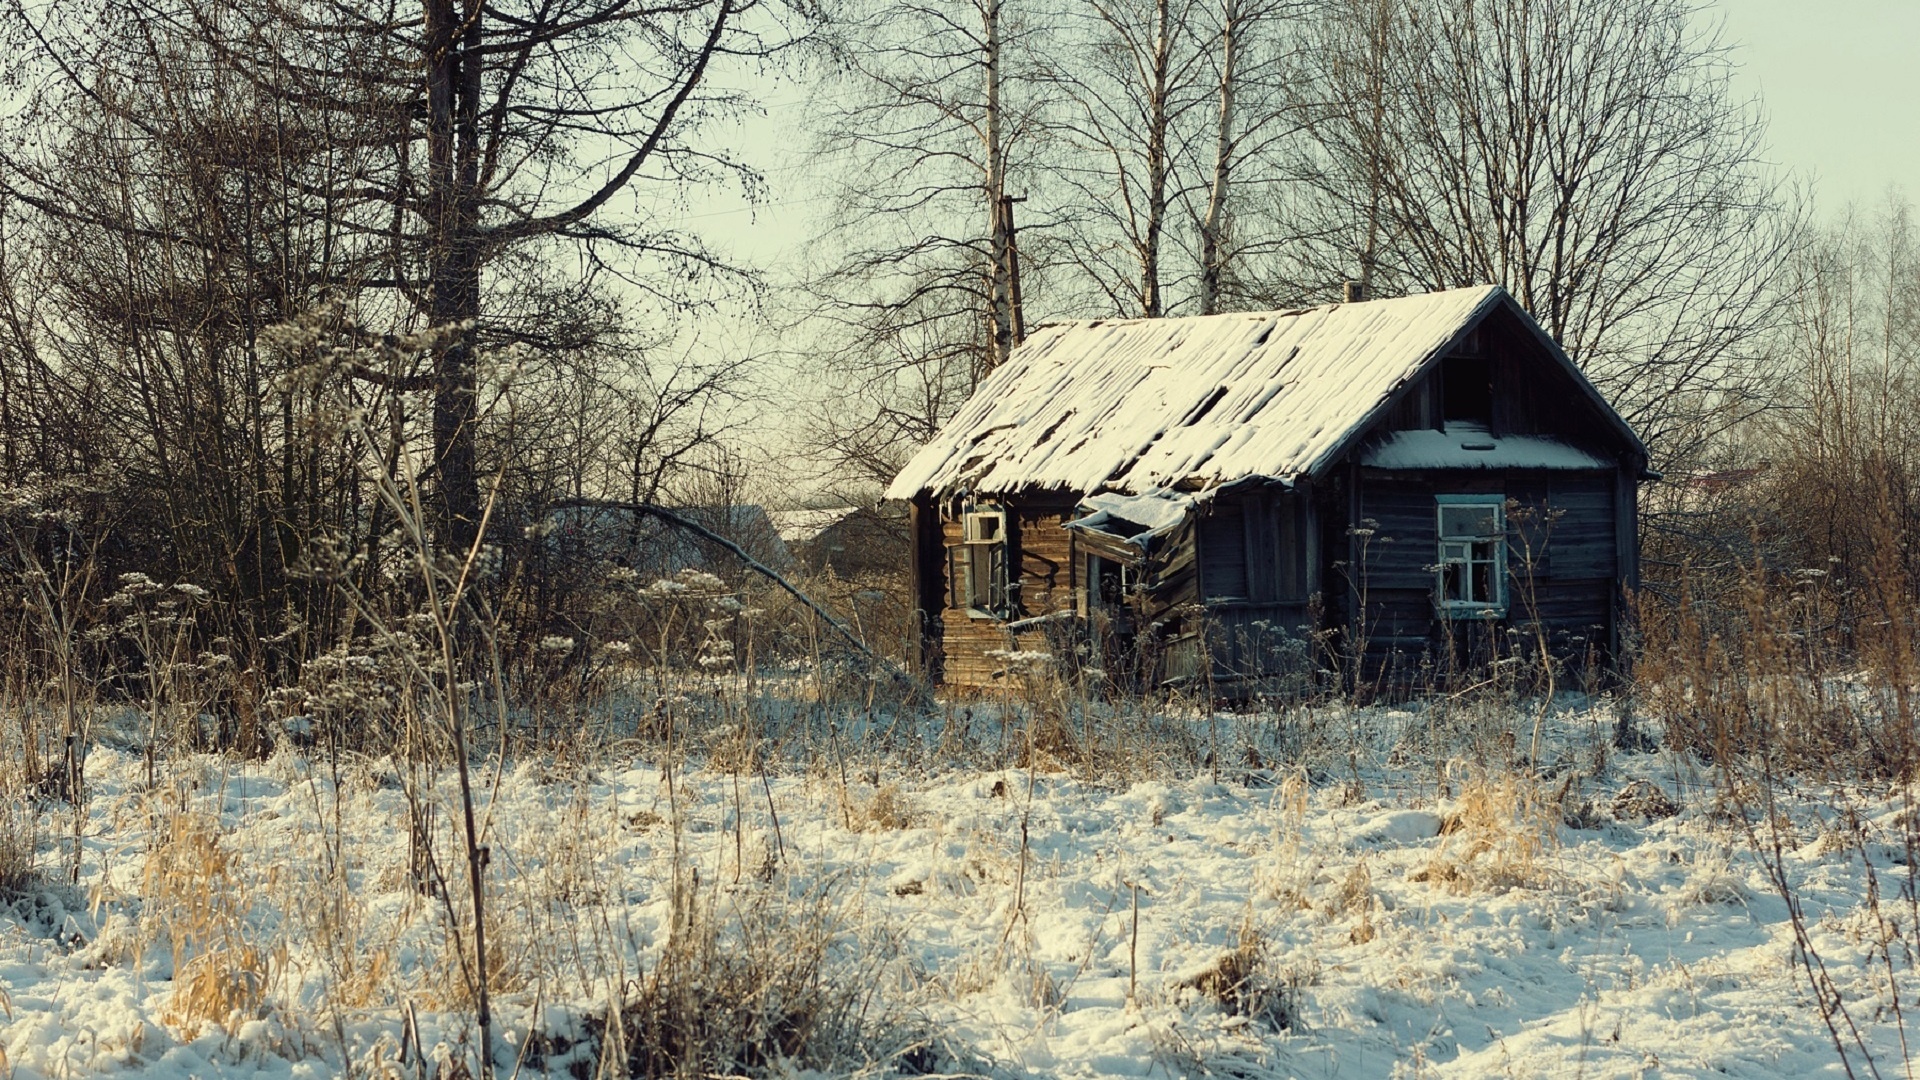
769, 506, 858, 545
885, 285, 1641, 500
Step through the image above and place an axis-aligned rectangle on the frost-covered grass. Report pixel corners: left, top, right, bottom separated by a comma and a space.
0, 696, 1915, 1078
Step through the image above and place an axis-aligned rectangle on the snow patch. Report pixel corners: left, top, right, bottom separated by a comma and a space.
1360, 422, 1614, 471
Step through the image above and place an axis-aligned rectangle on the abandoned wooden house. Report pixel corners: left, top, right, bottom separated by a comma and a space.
884, 285, 1652, 690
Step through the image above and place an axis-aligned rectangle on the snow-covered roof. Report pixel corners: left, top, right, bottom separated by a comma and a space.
887, 286, 1637, 500
1359, 423, 1614, 471
1063, 489, 1197, 548
769, 506, 857, 545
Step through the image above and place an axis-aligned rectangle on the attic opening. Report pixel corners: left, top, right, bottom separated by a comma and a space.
1442, 352, 1492, 425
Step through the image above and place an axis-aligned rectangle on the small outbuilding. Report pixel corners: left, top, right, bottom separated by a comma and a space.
885, 285, 1652, 691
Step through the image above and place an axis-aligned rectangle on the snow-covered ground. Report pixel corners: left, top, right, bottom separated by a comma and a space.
0, 699, 1911, 1079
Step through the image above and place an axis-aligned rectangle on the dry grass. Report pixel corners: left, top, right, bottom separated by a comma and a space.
0, 795, 36, 898
1254, 772, 1319, 912
1611, 779, 1680, 822
1636, 539, 1920, 781
1411, 772, 1558, 893
840, 781, 920, 832
1179, 923, 1300, 1030
143, 811, 284, 1036
591, 878, 909, 1078
1327, 859, 1378, 944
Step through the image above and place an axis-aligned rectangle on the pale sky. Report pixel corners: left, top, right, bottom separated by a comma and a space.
1715, 0, 1918, 211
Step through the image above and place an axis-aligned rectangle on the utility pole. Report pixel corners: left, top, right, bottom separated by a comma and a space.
1001, 193, 1028, 346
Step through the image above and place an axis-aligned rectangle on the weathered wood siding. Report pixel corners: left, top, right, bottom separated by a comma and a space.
936, 500, 1080, 689
1336, 469, 1624, 681
1193, 488, 1321, 684
908, 496, 946, 678
1199, 503, 1248, 600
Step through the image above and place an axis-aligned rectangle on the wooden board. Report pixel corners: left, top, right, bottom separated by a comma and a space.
1199, 503, 1248, 600
935, 499, 1079, 688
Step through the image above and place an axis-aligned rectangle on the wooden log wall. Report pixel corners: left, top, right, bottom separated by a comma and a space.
936, 499, 1081, 689
1343, 469, 1624, 681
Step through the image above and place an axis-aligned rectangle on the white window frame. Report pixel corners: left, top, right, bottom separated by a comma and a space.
960, 508, 1010, 618
1434, 495, 1507, 618
1084, 552, 1136, 614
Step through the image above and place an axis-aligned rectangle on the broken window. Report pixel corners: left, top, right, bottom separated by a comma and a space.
1086, 553, 1135, 611
1435, 496, 1506, 617
949, 509, 1011, 617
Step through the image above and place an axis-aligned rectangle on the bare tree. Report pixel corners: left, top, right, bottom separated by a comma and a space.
2, 0, 812, 551
2, 10, 381, 664
1048, 0, 1211, 317
794, 0, 1056, 487
809, 0, 1059, 359
1751, 198, 1920, 585
1188, 0, 1305, 313
799, 291, 992, 494
1044, 0, 1306, 317
0, 0, 802, 691
1284, 0, 1799, 460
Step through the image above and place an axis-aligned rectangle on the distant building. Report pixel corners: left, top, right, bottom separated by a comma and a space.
887, 285, 1652, 690
771, 505, 908, 579
548, 504, 792, 580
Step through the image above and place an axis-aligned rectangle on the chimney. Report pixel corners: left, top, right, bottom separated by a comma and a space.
1342, 280, 1365, 303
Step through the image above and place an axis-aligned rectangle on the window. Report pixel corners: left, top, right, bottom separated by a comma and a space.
1086, 553, 1134, 611
949, 509, 1011, 617
1442, 353, 1492, 424
1435, 496, 1506, 617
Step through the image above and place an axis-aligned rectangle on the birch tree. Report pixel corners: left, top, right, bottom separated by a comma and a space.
1189, 0, 1306, 313
798, 0, 1053, 487
1049, 0, 1208, 317
1048, 0, 1304, 317
813, 0, 1053, 368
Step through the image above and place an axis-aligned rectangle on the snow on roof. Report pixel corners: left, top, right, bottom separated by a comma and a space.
1063, 489, 1197, 547
887, 286, 1516, 500
1360, 423, 1614, 471
768, 506, 858, 545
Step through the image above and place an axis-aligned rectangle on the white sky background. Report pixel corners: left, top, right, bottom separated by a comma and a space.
667, 0, 1920, 501
1714, 0, 1918, 210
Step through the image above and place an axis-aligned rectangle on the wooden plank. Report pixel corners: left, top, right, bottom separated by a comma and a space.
1200, 504, 1248, 600
1345, 462, 1361, 631
1614, 464, 1638, 663
1357, 482, 1436, 592
909, 496, 947, 676
1073, 527, 1143, 565
1614, 466, 1639, 593
1012, 503, 1076, 616
1300, 487, 1322, 599
1273, 493, 1301, 601
1245, 495, 1279, 602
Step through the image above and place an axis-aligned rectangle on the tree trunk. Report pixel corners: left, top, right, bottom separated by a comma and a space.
426, 0, 485, 553
1140, 0, 1170, 318
1198, 0, 1238, 315
984, 0, 1015, 370
1357, 0, 1389, 299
